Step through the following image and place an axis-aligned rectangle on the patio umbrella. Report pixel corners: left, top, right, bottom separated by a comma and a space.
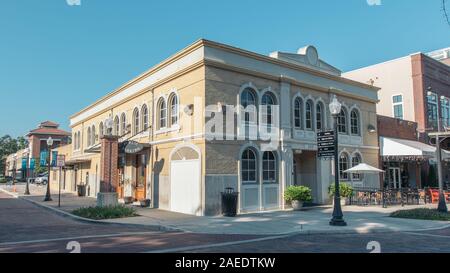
343, 163, 385, 174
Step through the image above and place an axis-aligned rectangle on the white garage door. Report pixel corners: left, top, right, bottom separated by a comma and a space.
170, 159, 201, 216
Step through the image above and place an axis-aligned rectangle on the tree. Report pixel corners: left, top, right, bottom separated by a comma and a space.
0, 135, 29, 176
443, 0, 450, 26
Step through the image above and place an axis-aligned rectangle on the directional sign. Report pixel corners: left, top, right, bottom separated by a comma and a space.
317, 130, 336, 158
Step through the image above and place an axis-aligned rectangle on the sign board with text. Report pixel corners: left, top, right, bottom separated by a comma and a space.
317, 131, 335, 159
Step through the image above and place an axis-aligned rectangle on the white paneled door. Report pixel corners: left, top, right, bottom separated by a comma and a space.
170, 159, 201, 216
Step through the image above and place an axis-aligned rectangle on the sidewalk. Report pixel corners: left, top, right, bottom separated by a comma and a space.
2, 183, 449, 236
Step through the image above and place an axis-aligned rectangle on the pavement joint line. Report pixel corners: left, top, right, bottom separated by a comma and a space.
0, 231, 164, 246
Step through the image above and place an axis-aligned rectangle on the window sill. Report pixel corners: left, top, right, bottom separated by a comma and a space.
155, 125, 180, 135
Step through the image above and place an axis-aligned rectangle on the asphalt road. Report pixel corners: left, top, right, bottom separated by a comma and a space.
1, 191, 450, 253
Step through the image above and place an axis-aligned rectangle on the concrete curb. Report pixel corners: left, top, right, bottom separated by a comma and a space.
0, 188, 181, 232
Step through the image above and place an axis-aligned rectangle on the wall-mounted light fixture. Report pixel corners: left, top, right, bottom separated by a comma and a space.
368, 124, 376, 134
184, 104, 194, 116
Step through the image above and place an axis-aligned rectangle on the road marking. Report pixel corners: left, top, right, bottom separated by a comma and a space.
143, 234, 293, 253
404, 232, 450, 239
0, 231, 163, 246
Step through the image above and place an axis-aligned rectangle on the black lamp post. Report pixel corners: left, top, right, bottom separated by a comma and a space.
44, 137, 54, 202
427, 88, 448, 213
329, 95, 347, 226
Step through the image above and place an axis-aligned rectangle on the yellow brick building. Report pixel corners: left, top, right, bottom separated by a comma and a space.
53, 39, 380, 216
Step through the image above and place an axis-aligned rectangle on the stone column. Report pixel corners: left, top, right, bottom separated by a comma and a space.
97, 135, 119, 207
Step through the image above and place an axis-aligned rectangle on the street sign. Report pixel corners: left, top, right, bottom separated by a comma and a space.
317, 130, 335, 158
57, 155, 66, 167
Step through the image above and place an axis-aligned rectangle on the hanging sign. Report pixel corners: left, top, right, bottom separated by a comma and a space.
30, 158, 36, 170
21, 158, 27, 171
124, 141, 144, 154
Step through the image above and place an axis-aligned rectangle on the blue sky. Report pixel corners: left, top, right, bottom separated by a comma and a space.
0, 0, 449, 137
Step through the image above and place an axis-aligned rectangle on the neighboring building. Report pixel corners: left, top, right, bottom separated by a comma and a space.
54, 39, 380, 216
4, 149, 27, 180
3, 121, 71, 179
427, 47, 450, 66
378, 115, 450, 189
343, 50, 450, 135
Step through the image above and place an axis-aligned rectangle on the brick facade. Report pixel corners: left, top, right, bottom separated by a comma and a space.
99, 136, 119, 193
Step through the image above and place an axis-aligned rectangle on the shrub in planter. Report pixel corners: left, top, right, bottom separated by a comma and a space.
329, 183, 354, 205
284, 186, 312, 211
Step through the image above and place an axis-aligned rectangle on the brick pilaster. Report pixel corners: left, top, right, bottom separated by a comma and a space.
100, 136, 119, 193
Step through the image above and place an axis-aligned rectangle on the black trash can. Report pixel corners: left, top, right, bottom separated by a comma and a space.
77, 184, 86, 197
221, 187, 239, 217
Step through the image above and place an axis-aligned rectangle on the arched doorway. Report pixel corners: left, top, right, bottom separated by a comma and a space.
170, 144, 201, 215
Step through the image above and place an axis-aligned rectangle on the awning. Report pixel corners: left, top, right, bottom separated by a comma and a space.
380, 137, 450, 161
343, 163, 385, 174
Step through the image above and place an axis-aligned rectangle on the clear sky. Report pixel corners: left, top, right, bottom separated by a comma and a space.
0, 0, 449, 137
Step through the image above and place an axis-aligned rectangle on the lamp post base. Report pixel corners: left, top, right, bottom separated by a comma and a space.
438, 193, 448, 213
24, 181, 30, 195
330, 218, 347, 226
44, 196, 53, 202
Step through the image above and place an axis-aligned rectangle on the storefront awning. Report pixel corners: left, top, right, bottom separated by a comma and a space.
380, 137, 450, 161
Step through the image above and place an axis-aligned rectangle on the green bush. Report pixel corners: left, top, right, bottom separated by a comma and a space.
329, 183, 354, 198
390, 208, 450, 221
0, 178, 6, 184
284, 186, 312, 202
72, 205, 138, 220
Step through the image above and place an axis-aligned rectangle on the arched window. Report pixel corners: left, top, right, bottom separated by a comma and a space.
77, 132, 81, 150
305, 100, 314, 130
316, 102, 324, 131
339, 152, 349, 180
121, 113, 127, 136
261, 92, 276, 128
352, 153, 363, 181
262, 151, 277, 183
157, 98, 167, 129
91, 125, 96, 145
99, 122, 104, 138
294, 97, 303, 129
350, 109, 360, 135
338, 108, 348, 134
169, 94, 179, 126
141, 105, 149, 131
73, 133, 77, 150
87, 127, 91, 147
114, 116, 120, 136
241, 88, 257, 124
133, 108, 140, 135
241, 148, 257, 183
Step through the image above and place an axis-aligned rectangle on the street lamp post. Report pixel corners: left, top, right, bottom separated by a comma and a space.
24, 148, 30, 195
427, 88, 448, 213
329, 95, 347, 226
12, 154, 17, 186
44, 137, 54, 202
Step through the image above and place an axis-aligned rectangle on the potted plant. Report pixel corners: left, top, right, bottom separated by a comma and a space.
329, 183, 354, 206
284, 186, 312, 211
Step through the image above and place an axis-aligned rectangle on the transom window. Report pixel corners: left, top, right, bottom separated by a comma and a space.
393, 95, 404, 119
294, 97, 303, 129
339, 153, 349, 180
350, 110, 360, 135
305, 100, 313, 130
262, 151, 277, 183
338, 108, 348, 134
241, 148, 257, 183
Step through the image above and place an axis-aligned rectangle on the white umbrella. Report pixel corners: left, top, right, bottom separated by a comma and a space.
343, 163, 385, 174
